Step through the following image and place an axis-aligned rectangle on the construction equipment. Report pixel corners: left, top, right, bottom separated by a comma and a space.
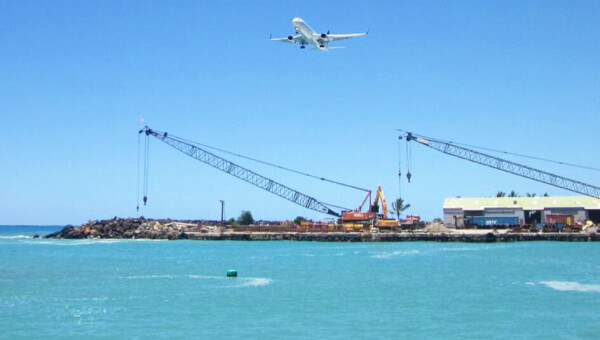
340, 190, 376, 223
340, 186, 399, 228
138, 127, 401, 228
140, 127, 340, 217
404, 132, 600, 199
370, 186, 399, 228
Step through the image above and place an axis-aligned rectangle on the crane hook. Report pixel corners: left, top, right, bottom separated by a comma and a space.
406, 172, 412, 183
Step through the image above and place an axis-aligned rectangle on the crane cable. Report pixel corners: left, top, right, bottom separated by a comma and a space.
136, 133, 141, 212
143, 132, 150, 206
167, 132, 371, 193
397, 136, 402, 200
138, 129, 354, 212
405, 137, 412, 182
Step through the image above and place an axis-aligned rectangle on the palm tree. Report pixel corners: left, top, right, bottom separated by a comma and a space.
496, 191, 506, 197
508, 190, 518, 197
391, 198, 411, 220
526, 193, 537, 197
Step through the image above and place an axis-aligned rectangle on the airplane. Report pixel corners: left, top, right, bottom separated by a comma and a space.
270, 17, 368, 51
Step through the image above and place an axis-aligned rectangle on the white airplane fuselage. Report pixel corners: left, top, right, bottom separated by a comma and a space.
293, 17, 319, 48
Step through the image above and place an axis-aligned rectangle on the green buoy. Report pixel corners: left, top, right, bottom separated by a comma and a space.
226, 269, 237, 278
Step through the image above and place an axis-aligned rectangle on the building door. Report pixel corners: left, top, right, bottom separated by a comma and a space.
588, 210, 600, 224
524, 210, 541, 225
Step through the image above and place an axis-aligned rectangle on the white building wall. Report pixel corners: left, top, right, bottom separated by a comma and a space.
443, 209, 463, 228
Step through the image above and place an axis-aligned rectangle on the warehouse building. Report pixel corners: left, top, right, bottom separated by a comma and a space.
443, 196, 600, 228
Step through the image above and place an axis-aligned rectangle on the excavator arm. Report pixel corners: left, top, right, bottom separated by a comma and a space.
370, 186, 388, 218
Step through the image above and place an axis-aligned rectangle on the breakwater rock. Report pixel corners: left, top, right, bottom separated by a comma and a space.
45, 218, 190, 240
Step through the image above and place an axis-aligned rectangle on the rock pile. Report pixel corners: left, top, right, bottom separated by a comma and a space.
45, 217, 190, 240
422, 222, 454, 233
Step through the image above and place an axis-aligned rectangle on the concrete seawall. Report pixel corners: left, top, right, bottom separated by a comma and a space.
186, 231, 600, 242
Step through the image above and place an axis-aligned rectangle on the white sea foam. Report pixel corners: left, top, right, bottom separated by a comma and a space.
28, 240, 100, 246
239, 278, 273, 287
371, 250, 420, 259
221, 277, 273, 288
125, 274, 228, 281
0, 235, 31, 239
27, 238, 167, 246
125, 275, 175, 280
540, 281, 600, 292
188, 275, 222, 280
70, 297, 110, 302
440, 247, 478, 252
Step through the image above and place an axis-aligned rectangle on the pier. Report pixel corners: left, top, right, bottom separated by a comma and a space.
44, 217, 600, 243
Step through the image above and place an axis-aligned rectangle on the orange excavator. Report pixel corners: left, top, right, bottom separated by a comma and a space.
340, 186, 399, 228
370, 186, 400, 228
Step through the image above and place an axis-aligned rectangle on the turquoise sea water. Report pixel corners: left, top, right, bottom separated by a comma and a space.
1, 226, 599, 339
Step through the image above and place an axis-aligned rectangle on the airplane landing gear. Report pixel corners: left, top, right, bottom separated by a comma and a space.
300, 45, 306, 49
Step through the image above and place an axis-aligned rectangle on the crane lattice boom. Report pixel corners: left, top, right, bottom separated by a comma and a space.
406, 132, 600, 199
142, 127, 340, 217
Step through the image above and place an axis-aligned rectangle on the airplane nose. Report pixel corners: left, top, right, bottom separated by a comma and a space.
292, 17, 302, 22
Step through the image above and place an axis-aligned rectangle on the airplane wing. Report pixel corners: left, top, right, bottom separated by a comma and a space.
326, 32, 368, 41
270, 34, 301, 43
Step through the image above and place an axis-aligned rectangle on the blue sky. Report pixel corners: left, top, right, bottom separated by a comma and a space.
1, 1, 599, 225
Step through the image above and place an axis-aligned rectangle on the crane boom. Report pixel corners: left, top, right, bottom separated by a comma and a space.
406, 132, 600, 199
142, 127, 340, 217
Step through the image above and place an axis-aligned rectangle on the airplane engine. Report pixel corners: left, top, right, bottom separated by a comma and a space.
287, 35, 294, 41
320, 33, 327, 39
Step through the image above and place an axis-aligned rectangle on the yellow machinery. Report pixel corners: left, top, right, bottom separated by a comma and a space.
370, 186, 399, 228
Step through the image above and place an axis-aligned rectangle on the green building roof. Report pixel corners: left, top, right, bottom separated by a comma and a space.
443, 196, 600, 211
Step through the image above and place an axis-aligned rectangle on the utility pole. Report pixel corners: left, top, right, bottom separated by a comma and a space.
219, 200, 225, 225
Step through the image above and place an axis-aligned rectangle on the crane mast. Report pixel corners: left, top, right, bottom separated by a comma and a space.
141, 127, 340, 217
405, 132, 600, 199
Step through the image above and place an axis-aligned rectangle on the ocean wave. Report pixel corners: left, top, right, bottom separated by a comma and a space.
219, 277, 274, 288
69, 297, 110, 302
238, 278, 273, 287
25, 238, 168, 246
124, 275, 176, 280
440, 247, 479, 252
371, 250, 420, 259
0, 235, 32, 239
188, 275, 222, 280
124, 274, 226, 281
540, 281, 600, 292
25, 240, 101, 246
